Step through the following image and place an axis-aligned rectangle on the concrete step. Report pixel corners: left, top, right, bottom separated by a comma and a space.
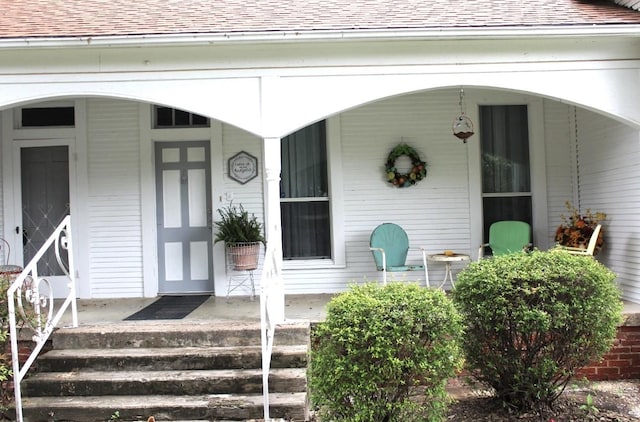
52, 321, 310, 349
24, 367, 307, 396
20, 392, 307, 421
37, 345, 308, 372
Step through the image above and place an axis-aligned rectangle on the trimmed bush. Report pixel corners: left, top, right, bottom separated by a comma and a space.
0, 275, 14, 414
452, 250, 623, 411
309, 282, 463, 422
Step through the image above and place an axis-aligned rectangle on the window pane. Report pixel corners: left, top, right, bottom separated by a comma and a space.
281, 202, 331, 259
21, 107, 75, 127
280, 120, 331, 260
174, 109, 190, 126
192, 114, 208, 126
482, 196, 532, 247
281, 121, 328, 199
156, 107, 174, 127
153, 106, 210, 128
480, 105, 530, 193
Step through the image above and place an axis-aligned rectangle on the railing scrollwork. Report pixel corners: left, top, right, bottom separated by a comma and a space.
7, 215, 77, 422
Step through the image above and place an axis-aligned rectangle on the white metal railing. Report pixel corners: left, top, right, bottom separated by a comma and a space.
259, 242, 285, 421
7, 215, 76, 422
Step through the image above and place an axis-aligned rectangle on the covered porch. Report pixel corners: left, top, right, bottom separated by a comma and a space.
54, 293, 640, 326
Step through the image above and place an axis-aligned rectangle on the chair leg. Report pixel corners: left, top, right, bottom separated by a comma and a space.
422, 250, 429, 288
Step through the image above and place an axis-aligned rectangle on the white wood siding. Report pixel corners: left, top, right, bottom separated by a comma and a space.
87, 99, 144, 298
543, 100, 576, 242
576, 108, 640, 302
60, 92, 640, 300
217, 124, 265, 296
279, 90, 472, 292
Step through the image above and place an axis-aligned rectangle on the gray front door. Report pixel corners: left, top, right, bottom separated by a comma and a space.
155, 141, 214, 294
21, 146, 70, 276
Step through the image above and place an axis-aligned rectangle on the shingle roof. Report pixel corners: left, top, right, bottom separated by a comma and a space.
1, 0, 639, 39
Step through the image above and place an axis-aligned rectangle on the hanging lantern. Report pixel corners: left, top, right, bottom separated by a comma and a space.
452, 88, 474, 143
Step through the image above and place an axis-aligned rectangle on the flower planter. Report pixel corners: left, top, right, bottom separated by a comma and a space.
227, 242, 260, 271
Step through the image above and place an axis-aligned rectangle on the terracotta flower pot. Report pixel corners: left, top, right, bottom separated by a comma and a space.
227, 242, 260, 271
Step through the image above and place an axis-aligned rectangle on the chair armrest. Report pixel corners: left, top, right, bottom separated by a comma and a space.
554, 244, 588, 253
409, 246, 429, 265
478, 243, 489, 261
369, 247, 387, 269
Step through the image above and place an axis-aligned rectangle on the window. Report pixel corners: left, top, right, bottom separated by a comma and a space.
153, 106, 209, 128
480, 105, 532, 250
280, 121, 331, 260
21, 107, 75, 127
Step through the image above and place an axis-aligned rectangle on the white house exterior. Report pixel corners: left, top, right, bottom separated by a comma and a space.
1, 1, 640, 302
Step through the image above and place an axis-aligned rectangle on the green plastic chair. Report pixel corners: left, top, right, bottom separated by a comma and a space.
478, 220, 532, 260
369, 223, 428, 285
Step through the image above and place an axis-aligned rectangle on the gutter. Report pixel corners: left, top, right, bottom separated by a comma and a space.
1, 24, 640, 49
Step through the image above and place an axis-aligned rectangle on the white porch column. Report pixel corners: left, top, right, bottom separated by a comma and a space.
262, 137, 283, 249
261, 136, 285, 322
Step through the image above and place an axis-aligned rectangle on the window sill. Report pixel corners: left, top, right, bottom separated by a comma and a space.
283, 259, 346, 271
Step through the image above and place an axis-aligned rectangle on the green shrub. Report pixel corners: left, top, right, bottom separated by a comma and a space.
0, 275, 14, 414
452, 250, 622, 411
309, 282, 463, 422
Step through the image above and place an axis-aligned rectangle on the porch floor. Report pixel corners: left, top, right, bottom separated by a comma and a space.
55, 294, 640, 326
57, 294, 334, 326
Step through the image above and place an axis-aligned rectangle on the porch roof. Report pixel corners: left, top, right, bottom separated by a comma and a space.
1, 0, 640, 40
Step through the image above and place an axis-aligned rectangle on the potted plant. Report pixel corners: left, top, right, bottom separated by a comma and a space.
214, 203, 266, 270
555, 201, 606, 255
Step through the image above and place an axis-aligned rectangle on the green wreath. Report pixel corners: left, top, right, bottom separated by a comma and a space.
385, 143, 427, 188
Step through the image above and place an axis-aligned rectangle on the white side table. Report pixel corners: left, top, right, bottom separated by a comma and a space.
427, 253, 470, 288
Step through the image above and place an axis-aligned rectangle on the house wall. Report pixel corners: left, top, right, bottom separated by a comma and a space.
277, 89, 547, 292
86, 99, 144, 297
575, 108, 640, 303
4, 89, 637, 301
542, 100, 576, 239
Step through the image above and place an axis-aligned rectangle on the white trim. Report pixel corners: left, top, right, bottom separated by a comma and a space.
72, 99, 90, 298
327, 115, 345, 268
1, 110, 17, 258
139, 103, 157, 297
1, 25, 640, 49
466, 95, 483, 260
529, 99, 549, 250
210, 120, 226, 297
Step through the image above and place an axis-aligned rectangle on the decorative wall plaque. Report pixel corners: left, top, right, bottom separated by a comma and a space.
228, 151, 258, 184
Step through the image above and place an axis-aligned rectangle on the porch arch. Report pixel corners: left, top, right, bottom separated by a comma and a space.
1, 64, 638, 139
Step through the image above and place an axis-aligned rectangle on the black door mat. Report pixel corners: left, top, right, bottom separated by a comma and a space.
124, 295, 210, 321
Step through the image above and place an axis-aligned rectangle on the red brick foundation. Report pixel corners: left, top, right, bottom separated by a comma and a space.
576, 316, 640, 380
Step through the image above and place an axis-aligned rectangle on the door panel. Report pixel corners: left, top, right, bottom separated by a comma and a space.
155, 141, 213, 294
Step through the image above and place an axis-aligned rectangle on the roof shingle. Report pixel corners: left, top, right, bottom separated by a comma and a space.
1, 0, 639, 39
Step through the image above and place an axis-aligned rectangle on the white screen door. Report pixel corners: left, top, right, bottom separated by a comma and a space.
155, 141, 214, 294
19, 145, 71, 297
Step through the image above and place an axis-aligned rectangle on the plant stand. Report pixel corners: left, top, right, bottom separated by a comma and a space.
225, 242, 260, 299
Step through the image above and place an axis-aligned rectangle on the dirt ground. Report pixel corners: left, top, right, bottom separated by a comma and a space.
446, 377, 640, 421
